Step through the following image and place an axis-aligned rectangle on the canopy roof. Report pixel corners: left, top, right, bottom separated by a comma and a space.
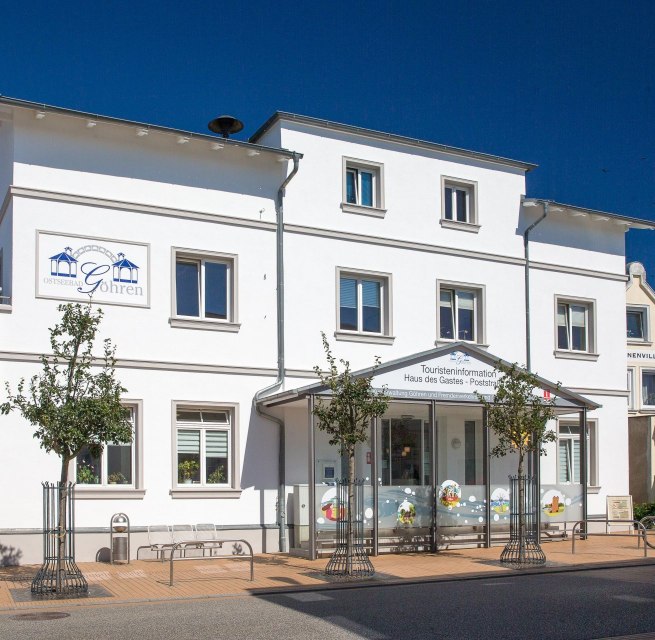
257, 342, 600, 411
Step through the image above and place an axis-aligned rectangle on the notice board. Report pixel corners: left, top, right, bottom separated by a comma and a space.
606, 495, 633, 528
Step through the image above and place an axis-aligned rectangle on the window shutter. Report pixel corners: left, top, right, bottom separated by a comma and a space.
340, 278, 357, 310
362, 280, 380, 308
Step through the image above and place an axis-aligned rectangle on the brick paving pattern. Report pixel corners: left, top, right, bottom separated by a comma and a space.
0, 536, 653, 612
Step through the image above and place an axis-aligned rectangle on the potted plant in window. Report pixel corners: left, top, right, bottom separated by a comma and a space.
207, 467, 226, 484
108, 471, 128, 485
76, 463, 99, 485
178, 460, 199, 484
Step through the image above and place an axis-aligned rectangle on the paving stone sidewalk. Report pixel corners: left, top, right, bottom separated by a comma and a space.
1, 536, 653, 612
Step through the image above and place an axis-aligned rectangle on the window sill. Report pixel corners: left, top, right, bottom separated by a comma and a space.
587, 485, 601, 495
170, 317, 241, 333
334, 331, 395, 345
553, 350, 599, 362
340, 202, 387, 218
628, 339, 652, 346
439, 219, 480, 233
75, 488, 146, 499
170, 488, 242, 499
0, 304, 12, 314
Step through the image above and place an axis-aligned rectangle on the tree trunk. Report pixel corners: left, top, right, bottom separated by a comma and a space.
346, 450, 355, 575
56, 457, 70, 594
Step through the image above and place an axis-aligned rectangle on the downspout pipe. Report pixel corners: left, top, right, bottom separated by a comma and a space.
254, 152, 301, 553
523, 198, 550, 372
523, 197, 550, 543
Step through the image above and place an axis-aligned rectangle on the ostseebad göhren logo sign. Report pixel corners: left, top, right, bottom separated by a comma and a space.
37, 232, 149, 307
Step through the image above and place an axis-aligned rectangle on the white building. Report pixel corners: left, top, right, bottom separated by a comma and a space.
0, 98, 651, 564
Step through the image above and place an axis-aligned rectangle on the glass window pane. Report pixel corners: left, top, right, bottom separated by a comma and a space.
457, 291, 475, 341
177, 429, 200, 483
201, 411, 229, 424
360, 171, 373, 207
206, 431, 228, 484
643, 373, 655, 406
340, 277, 358, 331
176, 261, 200, 317
204, 261, 228, 319
571, 305, 587, 351
444, 187, 453, 220
177, 410, 202, 422
558, 440, 570, 483
76, 447, 101, 484
107, 444, 132, 484
557, 304, 569, 350
439, 290, 454, 339
627, 311, 644, 339
346, 170, 357, 204
455, 189, 467, 222
362, 280, 381, 333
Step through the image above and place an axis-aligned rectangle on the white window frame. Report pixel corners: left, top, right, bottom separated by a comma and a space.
627, 305, 650, 343
628, 368, 636, 411
170, 248, 240, 332
341, 157, 386, 217
75, 401, 145, 499
641, 370, 655, 409
435, 280, 486, 346
171, 401, 241, 498
440, 176, 480, 232
554, 296, 598, 361
557, 419, 598, 488
335, 267, 394, 345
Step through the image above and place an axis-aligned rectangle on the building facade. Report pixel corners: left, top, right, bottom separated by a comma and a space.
0, 98, 650, 564
626, 262, 655, 503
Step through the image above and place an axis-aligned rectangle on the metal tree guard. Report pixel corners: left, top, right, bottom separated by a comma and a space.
324, 478, 374, 577
32, 482, 88, 596
500, 475, 546, 567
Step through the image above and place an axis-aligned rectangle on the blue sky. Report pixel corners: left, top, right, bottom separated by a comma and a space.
3, 1, 654, 274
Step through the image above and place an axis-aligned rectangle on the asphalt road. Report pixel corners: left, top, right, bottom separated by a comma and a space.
3, 565, 655, 640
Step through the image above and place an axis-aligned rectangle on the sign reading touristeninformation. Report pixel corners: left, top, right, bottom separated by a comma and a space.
36, 232, 149, 307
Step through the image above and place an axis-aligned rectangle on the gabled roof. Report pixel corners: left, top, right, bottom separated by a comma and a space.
49, 252, 77, 263
113, 257, 139, 269
257, 341, 599, 410
250, 112, 537, 173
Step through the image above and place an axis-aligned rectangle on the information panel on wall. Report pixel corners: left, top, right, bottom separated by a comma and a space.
36, 232, 150, 308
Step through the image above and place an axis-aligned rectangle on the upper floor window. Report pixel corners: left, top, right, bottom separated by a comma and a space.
171, 249, 239, 332
335, 268, 394, 345
436, 281, 485, 345
555, 296, 597, 359
341, 158, 385, 217
627, 306, 649, 341
642, 371, 655, 408
440, 177, 479, 232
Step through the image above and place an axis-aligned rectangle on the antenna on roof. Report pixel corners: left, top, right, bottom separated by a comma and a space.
208, 115, 244, 139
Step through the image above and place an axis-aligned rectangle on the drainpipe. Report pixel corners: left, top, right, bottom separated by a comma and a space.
523, 198, 550, 543
523, 198, 550, 372
254, 152, 301, 553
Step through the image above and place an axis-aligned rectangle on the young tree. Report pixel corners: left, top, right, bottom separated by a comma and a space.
476, 361, 557, 564
312, 333, 388, 574
1, 303, 131, 591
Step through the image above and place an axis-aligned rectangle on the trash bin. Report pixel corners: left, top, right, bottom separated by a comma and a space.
110, 512, 130, 564
112, 536, 128, 563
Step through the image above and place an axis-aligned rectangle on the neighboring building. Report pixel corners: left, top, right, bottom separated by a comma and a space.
626, 262, 655, 503
0, 97, 652, 564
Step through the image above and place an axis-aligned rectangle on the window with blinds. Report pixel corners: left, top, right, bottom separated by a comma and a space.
556, 299, 594, 353
176, 409, 231, 486
557, 423, 597, 486
339, 274, 384, 334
